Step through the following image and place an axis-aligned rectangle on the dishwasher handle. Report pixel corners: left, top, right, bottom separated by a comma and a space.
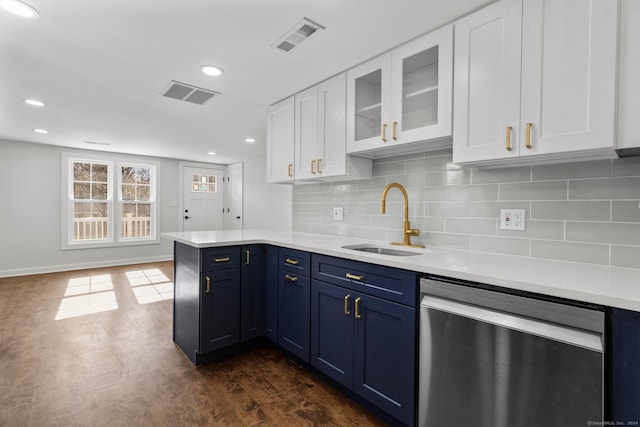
421, 295, 603, 353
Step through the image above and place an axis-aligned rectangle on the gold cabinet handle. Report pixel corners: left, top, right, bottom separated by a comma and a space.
346, 272, 364, 281
344, 294, 351, 315
284, 274, 298, 282
526, 122, 533, 149
245, 250, 250, 265
506, 126, 512, 151
311, 159, 316, 174
317, 158, 322, 174
288, 163, 293, 177
392, 121, 398, 141
205, 276, 211, 294
285, 258, 299, 265
215, 257, 230, 263
355, 297, 362, 319
381, 123, 388, 142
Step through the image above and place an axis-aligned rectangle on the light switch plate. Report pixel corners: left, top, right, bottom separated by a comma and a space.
333, 207, 344, 221
500, 209, 526, 231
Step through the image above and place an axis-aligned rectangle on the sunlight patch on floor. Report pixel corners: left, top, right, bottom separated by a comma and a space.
56, 274, 118, 320
125, 269, 173, 304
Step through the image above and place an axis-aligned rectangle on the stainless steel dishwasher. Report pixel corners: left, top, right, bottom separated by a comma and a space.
419, 276, 605, 427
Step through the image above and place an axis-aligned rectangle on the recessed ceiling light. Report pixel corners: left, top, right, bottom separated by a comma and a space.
0, 0, 40, 19
201, 65, 224, 77
245, 137, 256, 143
24, 99, 45, 107
33, 128, 48, 134
207, 151, 217, 155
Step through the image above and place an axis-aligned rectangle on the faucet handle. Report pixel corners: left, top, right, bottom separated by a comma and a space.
406, 228, 420, 236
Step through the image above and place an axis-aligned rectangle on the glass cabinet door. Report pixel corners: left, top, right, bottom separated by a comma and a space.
391, 25, 453, 145
346, 54, 392, 152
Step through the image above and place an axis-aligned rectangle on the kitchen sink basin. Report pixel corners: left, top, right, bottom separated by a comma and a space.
341, 244, 426, 257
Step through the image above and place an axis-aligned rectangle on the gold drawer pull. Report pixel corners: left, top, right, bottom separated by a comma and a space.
311, 159, 316, 174
214, 257, 230, 263
284, 274, 298, 282
355, 297, 362, 319
288, 163, 293, 177
346, 273, 364, 281
344, 294, 351, 315
506, 126, 512, 151
525, 122, 533, 149
205, 276, 211, 294
285, 258, 299, 265
392, 121, 398, 141
381, 123, 388, 142
317, 158, 322, 174
245, 250, 250, 265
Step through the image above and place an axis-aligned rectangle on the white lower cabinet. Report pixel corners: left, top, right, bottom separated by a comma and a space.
453, 0, 619, 166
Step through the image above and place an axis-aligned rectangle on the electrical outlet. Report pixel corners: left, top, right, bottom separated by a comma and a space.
500, 209, 526, 231
333, 207, 344, 221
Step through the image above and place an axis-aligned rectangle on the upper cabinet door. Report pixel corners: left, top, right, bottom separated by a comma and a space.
452, 0, 523, 164
519, 0, 618, 157
346, 54, 392, 153
267, 96, 295, 183
618, 0, 640, 153
294, 86, 319, 180
391, 25, 453, 145
317, 74, 347, 178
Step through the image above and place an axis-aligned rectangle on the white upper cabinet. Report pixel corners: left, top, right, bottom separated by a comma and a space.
453, 0, 619, 166
266, 96, 295, 183
347, 26, 453, 155
617, 0, 640, 154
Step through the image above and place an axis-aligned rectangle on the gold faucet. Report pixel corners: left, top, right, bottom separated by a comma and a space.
380, 182, 425, 248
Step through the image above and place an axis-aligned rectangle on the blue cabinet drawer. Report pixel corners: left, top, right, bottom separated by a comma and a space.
201, 246, 241, 272
312, 254, 417, 306
278, 247, 311, 276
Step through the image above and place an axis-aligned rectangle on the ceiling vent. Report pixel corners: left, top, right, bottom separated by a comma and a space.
160, 80, 220, 105
271, 17, 325, 53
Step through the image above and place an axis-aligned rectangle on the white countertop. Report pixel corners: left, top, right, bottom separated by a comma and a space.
162, 229, 640, 312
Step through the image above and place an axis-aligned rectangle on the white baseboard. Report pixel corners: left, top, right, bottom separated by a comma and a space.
0, 255, 173, 278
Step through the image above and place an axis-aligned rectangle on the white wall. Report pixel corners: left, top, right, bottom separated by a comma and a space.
0, 139, 291, 277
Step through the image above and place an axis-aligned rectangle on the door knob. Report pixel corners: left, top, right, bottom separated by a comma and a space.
236, 216, 241, 219
184, 216, 190, 219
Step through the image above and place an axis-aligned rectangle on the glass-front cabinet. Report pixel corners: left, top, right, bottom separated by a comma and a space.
346, 25, 453, 154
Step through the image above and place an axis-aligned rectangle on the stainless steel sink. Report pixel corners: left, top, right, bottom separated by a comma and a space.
341, 244, 425, 257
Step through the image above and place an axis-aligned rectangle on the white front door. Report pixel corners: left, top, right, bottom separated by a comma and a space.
183, 165, 224, 232
225, 162, 243, 230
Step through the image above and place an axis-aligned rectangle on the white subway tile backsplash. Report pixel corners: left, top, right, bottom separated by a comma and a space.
291, 149, 640, 269
569, 177, 640, 200
532, 160, 611, 180
500, 181, 567, 201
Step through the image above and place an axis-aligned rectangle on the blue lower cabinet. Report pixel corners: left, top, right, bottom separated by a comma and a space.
310, 280, 355, 388
264, 246, 279, 342
609, 307, 640, 422
200, 269, 241, 353
311, 277, 416, 426
278, 269, 311, 362
240, 245, 265, 342
354, 293, 415, 426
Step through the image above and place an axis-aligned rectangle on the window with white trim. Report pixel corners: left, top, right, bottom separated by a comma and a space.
62, 153, 159, 249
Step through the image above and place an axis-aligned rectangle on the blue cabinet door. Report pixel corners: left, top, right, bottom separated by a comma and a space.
264, 245, 279, 342
278, 269, 310, 362
200, 269, 241, 353
310, 279, 355, 389
240, 245, 265, 342
353, 293, 415, 426
609, 307, 640, 422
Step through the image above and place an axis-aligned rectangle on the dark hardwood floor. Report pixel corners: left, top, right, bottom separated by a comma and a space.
0, 262, 387, 426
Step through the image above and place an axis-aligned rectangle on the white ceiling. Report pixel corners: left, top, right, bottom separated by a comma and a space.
0, 0, 493, 164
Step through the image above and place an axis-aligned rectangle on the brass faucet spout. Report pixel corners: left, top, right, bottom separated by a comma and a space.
380, 183, 424, 248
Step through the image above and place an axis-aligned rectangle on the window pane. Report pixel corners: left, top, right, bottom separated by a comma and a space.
137, 185, 150, 201
121, 166, 136, 184
137, 203, 151, 217
121, 203, 151, 239
92, 202, 108, 218
73, 163, 90, 181
92, 183, 108, 200
137, 167, 151, 185
191, 174, 217, 192
92, 164, 108, 182
73, 202, 91, 218
74, 183, 90, 199
122, 203, 136, 216
73, 202, 108, 241
122, 184, 135, 201
192, 174, 200, 183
